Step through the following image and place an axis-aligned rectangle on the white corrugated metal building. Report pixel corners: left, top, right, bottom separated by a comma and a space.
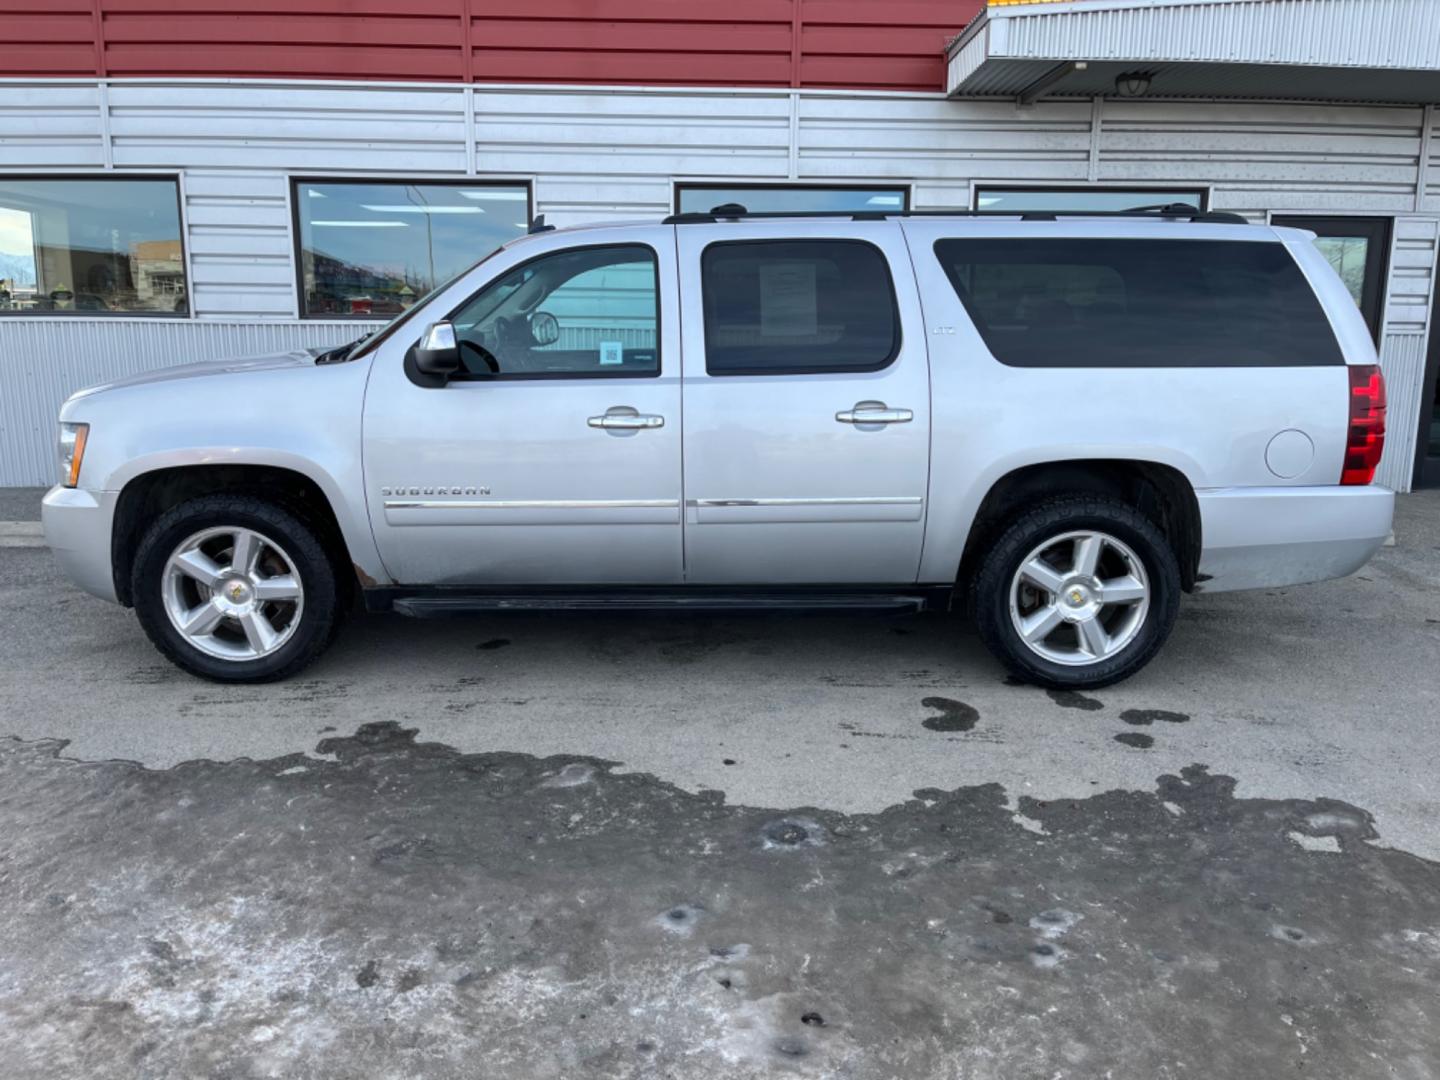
2, 0, 1438, 490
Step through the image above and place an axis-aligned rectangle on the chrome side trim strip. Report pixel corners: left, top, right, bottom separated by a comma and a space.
687, 496, 923, 508
386, 499, 680, 511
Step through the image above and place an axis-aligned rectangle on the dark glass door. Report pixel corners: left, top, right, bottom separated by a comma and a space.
1272, 216, 1391, 343
1418, 283, 1440, 489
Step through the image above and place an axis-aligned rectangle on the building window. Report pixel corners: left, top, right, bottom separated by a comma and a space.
676, 184, 909, 216
294, 180, 531, 319
974, 187, 1209, 213
701, 240, 900, 375
1271, 216, 1390, 343
0, 176, 187, 315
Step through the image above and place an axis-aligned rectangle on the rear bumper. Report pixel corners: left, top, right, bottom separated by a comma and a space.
41, 485, 120, 603
1195, 485, 1394, 594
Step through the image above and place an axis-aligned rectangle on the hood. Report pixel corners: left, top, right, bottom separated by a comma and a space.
65, 349, 321, 402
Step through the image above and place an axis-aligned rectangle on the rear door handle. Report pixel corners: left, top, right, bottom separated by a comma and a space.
836, 401, 914, 425
589, 411, 664, 430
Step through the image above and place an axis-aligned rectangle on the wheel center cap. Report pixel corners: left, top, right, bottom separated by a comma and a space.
1060, 579, 1101, 619
214, 576, 254, 613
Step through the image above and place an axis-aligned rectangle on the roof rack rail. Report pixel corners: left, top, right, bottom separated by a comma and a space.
660, 204, 1249, 226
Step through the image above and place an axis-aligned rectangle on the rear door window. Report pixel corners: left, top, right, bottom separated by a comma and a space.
700, 240, 900, 375
933, 238, 1343, 368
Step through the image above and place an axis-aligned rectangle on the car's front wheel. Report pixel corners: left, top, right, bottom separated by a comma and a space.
131, 495, 342, 682
972, 495, 1181, 689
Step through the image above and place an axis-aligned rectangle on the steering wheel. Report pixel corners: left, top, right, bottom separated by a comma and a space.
458, 338, 500, 374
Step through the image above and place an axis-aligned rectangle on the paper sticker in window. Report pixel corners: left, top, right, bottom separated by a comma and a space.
759, 262, 818, 337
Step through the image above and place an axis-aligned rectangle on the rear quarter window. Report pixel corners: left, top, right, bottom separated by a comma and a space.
933, 237, 1344, 368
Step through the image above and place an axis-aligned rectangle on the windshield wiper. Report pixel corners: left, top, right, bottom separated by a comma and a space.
314, 336, 369, 365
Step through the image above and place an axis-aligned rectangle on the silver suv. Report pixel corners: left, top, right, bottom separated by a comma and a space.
43, 207, 1394, 688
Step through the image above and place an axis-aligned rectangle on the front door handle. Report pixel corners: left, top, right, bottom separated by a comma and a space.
589, 409, 664, 430
836, 401, 914, 425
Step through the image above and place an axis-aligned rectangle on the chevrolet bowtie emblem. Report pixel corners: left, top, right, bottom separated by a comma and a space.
229, 583, 245, 601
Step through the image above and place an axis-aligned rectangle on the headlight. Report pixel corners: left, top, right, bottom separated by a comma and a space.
58, 422, 89, 488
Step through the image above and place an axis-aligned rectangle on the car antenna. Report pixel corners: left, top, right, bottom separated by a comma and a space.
528, 214, 555, 234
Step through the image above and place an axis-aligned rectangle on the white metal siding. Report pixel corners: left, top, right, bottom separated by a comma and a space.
960, 0, 1440, 72
1098, 101, 1425, 213
1377, 332, 1431, 491
474, 87, 793, 225
106, 84, 469, 173
0, 84, 105, 168
1375, 216, 1438, 491
0, 319, 372, 487
798, 95, 1093, 209
1, 79, 1438, 488
1424, 104, 1440, 212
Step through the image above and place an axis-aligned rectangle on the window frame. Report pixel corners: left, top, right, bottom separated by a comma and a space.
436, 241, 664, 383
0, 172, 191, 319
971, 184, 1211, 213
699, 237, 903, 378
289, 176, 535, 321
674, 182, 912, 216
1269, 214, 1391, 345
932, 235, 1345, 370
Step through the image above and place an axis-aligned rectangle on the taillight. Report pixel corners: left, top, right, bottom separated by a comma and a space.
1341, 364, 1386, 486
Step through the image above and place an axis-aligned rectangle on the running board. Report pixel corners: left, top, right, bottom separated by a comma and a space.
389, 592, 930, 617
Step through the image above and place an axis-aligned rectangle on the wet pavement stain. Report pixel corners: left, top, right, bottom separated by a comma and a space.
1121, 709, 1191, 726
920, 696, 980, 732
1046, 689, 1104, 711
1115, 732, 1155, 749
0, 724, 1437, 1079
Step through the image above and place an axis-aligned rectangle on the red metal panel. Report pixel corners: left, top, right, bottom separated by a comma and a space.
0, 0, 97, 78
469, 2, 795, 88
798, 0, 972, 91
0, 0, 985, 92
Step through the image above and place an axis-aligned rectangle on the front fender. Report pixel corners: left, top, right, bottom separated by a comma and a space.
63, 356, 391, 588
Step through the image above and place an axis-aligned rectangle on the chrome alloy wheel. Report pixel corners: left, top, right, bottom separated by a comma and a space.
161, 526, 304, 661
1007, 530, 1150, 667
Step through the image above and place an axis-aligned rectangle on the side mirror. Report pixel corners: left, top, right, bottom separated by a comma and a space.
414, 321, 460, 377
529, 310, 560, 347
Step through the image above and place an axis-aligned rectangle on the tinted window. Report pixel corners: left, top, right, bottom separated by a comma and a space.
449, 245, 658, 378
701, 240, 899, 375
295, 181, 529, 318
0, 177, 187, 315
934, 238, 1343, 368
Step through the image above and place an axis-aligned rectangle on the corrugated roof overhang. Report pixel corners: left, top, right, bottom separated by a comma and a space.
948, 0, 1440, 104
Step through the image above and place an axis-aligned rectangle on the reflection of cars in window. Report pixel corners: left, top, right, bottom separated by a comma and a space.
43, 211, 1394, 691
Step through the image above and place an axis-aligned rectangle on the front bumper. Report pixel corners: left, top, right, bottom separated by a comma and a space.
41, 485, 120, 603
1195, 485, 1394, 594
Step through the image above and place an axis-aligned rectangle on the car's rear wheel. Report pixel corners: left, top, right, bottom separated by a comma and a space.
973, 495, 1180, 689
131, 495, 341, 682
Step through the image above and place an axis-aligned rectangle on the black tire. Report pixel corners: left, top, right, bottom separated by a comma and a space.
131, 494, 342, 683
972, 494, 1181, 690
